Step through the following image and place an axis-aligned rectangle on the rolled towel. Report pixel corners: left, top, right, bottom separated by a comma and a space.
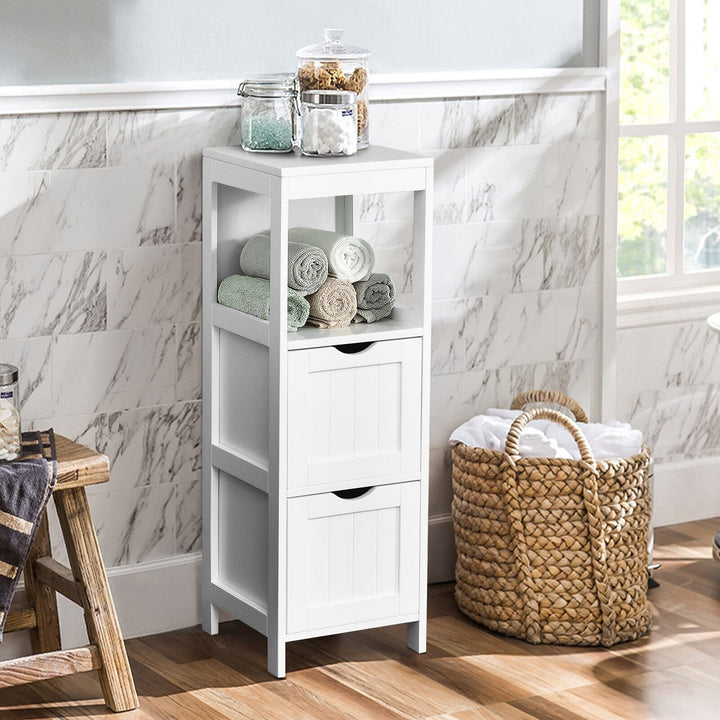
288, 227, 375, 283
306, 277, 357, 329
239, 234, 328, 296
217, 275, 310, 331
352, 273, 396, 323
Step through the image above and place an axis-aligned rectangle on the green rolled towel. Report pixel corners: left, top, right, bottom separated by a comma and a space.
217, 275, 310, 331
239, 234, 328, 296
352, 273, 396, 323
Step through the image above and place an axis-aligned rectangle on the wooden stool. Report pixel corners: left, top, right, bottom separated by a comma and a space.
0, 434, 139, 712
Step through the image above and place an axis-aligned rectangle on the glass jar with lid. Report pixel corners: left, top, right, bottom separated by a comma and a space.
300, 90, 358, 157
296, 29, 370, 149
237, 73, 297, 153
0, 363, 21, 461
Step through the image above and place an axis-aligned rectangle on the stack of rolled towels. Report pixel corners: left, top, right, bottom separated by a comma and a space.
217, 227, 397, 331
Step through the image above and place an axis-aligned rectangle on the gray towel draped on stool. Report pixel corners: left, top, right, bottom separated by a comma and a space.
0, 456, 57, 640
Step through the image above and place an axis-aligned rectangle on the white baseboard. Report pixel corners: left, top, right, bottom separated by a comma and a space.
652, 457, 720, 527
0, 552, 202, 661
5, 459, 709, 663
428, 514, 456, 584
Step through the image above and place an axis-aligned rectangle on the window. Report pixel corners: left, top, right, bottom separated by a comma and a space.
616, 0, 720, 293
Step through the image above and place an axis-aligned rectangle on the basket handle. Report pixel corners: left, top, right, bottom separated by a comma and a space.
510, 389, 589, 424
504, 408, 596, 468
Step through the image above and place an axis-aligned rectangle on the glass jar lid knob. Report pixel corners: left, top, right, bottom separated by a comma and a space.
324, 28, 344, 48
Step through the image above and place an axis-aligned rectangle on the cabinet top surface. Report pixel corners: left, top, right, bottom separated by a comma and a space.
203, 144, 433, 177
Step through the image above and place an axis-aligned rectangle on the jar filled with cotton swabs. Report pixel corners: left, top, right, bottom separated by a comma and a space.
0, 364, 22, 461
300, 90, 358, 156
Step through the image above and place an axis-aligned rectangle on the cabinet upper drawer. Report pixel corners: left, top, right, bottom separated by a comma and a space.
287, 338, 422, 489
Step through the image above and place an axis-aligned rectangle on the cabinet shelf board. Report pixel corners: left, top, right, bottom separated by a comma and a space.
213, 301, 423, 349
288, 319, 424, 349
212, 442, 269, 494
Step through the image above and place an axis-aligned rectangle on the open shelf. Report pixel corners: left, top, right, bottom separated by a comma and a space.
212, 301, 423, 349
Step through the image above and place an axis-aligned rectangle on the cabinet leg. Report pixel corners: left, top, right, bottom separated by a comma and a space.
408, 619, 426, 653
203, 602, 219, 635
268, 635, 286, 678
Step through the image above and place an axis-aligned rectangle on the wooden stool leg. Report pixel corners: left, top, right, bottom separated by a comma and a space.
23, 512, 62, 654
54, 487, 138, 712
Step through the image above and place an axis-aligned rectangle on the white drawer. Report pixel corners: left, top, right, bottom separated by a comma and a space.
287, 482, 420, 635
286, 338, 422, 489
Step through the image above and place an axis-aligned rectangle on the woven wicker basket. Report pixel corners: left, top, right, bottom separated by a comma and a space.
451, 390, 652, 647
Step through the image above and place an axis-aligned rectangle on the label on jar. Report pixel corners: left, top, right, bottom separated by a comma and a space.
0, 391, 13, 399
0, 396, 21, 461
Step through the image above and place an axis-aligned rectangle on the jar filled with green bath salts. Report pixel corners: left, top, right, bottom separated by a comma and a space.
0, 364, 21, 462
238, 74, 297, 153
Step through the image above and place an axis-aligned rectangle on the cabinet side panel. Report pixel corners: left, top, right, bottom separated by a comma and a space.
216, 184, 271, 286
218, 470, 268, 609
218, 330, 269, 465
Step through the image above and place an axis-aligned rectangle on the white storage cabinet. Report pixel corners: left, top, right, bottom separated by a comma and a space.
202, 145, 433, 677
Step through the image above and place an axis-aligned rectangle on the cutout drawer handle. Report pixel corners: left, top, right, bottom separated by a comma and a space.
332, 486, 373, 500
334, 341, 375, 355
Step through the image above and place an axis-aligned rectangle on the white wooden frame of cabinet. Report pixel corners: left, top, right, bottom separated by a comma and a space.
201, 145, 433, 678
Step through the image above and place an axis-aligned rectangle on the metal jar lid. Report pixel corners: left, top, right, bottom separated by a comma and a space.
238, 73, 297, 99
301, 89, 357, 105
0, 363, 18, 385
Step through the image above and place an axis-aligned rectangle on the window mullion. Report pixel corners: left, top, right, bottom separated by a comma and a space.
667, 0, 686, 278
674, 0, 687, 276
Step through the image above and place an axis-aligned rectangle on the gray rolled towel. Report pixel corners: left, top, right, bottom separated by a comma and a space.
289, 227, 375, 283
239, 234, 328, 296
352, 273, 396, 323
218, 275, 310, 331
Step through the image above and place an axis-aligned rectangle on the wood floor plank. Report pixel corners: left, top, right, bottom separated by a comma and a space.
288, 666, 415, 720
0, 515, 717, 719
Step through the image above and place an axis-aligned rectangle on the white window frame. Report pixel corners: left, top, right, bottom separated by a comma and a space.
609, 0, 720, 326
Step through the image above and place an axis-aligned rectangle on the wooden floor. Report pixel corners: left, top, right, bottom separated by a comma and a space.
1, 517, 718, 720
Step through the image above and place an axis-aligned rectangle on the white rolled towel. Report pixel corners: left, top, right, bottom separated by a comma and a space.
289, 227, 375, 283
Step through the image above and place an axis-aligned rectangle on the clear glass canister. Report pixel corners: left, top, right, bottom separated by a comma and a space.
0, 364, 21, 461
296, 29, 369, 149
300, 90, 358, 157
237, 74, 297, 153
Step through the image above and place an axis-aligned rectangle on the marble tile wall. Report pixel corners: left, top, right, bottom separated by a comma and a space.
368, 94, 604, 521
617, 320, 720, 463
0, 108, 242, 566
0, 92, 604, 570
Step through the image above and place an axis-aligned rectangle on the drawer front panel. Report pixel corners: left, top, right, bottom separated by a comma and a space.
287, 338, 422, 488
287, 482, 420, 635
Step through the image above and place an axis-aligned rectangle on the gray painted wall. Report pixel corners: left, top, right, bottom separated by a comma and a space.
0, 1, 600, 86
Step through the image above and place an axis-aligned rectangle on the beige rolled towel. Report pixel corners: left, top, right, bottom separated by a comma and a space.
305, 277, 357, 328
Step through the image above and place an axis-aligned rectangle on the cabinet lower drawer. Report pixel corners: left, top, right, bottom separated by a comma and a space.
287, 482, 421, 635
286, 338, 422, 489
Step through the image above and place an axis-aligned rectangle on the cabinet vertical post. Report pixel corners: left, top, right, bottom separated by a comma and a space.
202, 167, 220, 635
267, 176, 289, 678
408, 167, 433, 653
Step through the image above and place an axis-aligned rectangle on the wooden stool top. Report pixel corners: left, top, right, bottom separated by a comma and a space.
21, 432, 109, 491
